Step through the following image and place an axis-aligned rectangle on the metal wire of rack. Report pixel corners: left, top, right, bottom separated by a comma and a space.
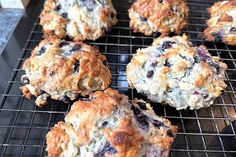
0, 0, 236, 157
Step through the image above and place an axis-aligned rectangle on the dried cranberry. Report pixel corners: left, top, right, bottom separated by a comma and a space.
146, 70, 154, 78
95, 141, 117, 157
70, 44, 81, 52
162, 41, 175, 50
73, 60, 80, 73
194, 91, 199, 95
131, 105, 149, 130
203, 94, 208, 99
197, 47, 208, 57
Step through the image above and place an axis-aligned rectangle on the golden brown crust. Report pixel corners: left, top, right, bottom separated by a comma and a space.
127, 35, 227, 110
128, 0, 189, 36
40, 0, 117, 41
21, 38, 111, 106
46, 89, 178, 157
46, 122, 72, 157
204, 0, 236, 45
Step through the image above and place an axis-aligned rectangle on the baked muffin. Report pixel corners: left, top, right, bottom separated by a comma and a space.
46, 88, 178, 157
128, 0, 189, 37
21, 39, 111, 107
127, 35, 227, 110
204, 0, 236, 45
40, 0, 117, 41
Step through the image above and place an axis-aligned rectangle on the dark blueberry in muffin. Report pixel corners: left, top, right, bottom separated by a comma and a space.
230, 27, 236, 32
131, 105, 149, 130
61, 12, 68, 18
49, 71, 55, 77
55, 4, 62, 11
162, 41, 176, 50
197, 47, 208, 58
147, 70, 154, 78
65, 35, 73, 41
73, 60, 80, 73
140, 16, 147, 21
211, 32, 222, 42
152, 119, 165, 128
203, 94, 208, 99
151, 61, 158, 67
158, 0, 163, 3
37, 46, 46, 56
70, 44, 82, 52
210, 62, 219, 71
164, 60, 171, 67
95, 141, 117, 157
59, 41, 69, 47
100, 121, 108, 128
22, 75, 30, 84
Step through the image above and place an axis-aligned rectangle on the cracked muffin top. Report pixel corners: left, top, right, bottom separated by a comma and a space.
46, 88, 178, 157
40, 0, 117, 41
128, 0, 189, 36
21, 38, 111, 107
204, 0, 236, 45
127, 35, 227, 110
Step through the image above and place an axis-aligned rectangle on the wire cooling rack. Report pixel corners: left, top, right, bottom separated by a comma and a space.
0, 0, 236, 157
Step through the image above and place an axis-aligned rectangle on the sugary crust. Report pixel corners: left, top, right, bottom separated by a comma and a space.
40, 0, 117, 41
127, 35, 227, 110
204, 0, 236, 45
46, 122, 76, 157
128, 0, 189, 36
21, 39, 111, 107
46, 88, 178, 157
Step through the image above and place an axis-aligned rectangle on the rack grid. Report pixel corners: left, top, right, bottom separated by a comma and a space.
0, 0, 236, 157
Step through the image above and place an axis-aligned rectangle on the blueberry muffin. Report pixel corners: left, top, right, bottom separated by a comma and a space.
127, 35, 227, 110
204, 0, 236, 45
40, 0, 117, 41
46, 88, 178, 157
128, 0, 189, 37
21, 39, 111, 107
